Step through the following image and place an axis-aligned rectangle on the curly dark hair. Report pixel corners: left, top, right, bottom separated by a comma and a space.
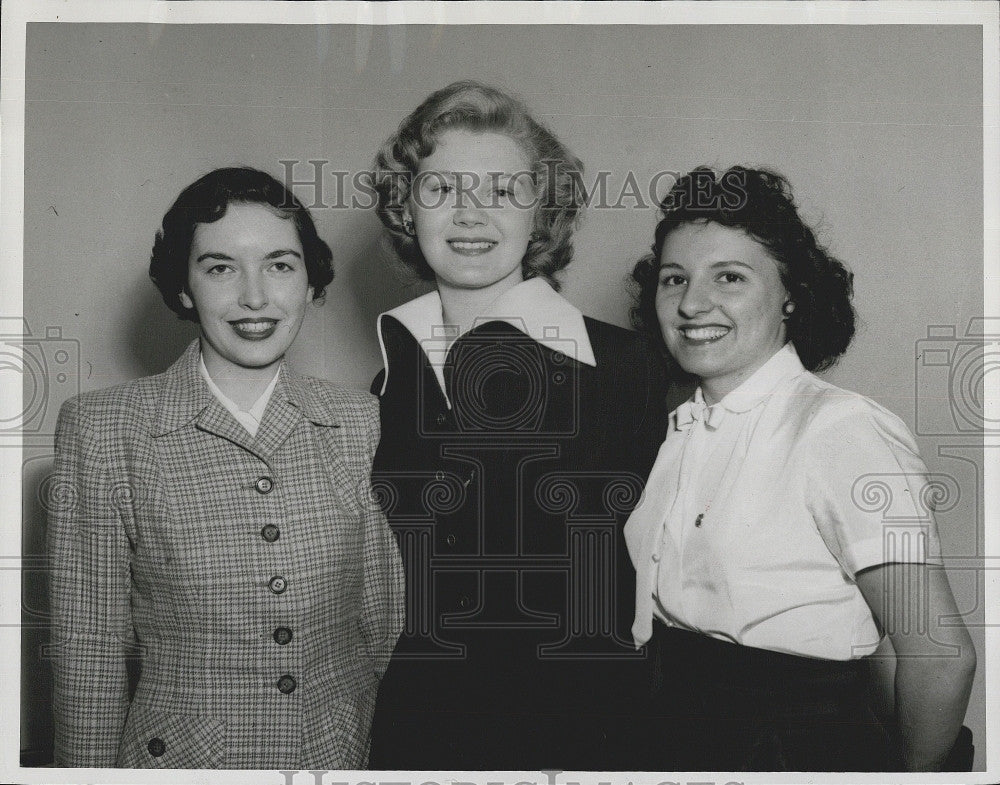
630, 166, 855, 373
149, 166, 334, 322
372, 81, 586, 289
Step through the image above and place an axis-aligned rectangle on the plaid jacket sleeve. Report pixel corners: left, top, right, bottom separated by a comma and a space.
48, 395, 136, 766
353, 393, 405, 677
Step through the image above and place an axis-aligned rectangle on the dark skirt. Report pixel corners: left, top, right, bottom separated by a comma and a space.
644, 623, 897, 771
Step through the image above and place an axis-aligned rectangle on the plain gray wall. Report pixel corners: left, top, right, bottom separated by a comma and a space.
20, 22, 986, 768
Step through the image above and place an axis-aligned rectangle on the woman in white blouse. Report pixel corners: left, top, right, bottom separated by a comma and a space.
626, 166, 975, 772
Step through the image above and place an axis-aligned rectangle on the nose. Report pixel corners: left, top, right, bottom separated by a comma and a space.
453, 204, 488, 228
239, 271, 267, 310
677, 279, 713, 319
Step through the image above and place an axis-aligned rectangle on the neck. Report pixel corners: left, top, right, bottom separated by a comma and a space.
201, 349, 281, 409
700, 380, 728, 407
700, 341, 790, 405
436, 276, 524, 348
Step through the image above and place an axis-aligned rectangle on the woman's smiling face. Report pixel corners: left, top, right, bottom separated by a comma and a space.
405, 128, 538, 297
656, 221, 789, 403
179, 201, 312, 377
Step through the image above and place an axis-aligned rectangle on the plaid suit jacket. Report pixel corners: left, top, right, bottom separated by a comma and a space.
48, 340, 404, 769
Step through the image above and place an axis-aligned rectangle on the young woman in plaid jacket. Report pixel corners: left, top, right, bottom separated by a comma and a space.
48, 168, 405, 769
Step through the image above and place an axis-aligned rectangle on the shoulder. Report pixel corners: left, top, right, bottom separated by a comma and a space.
59, 372, 166, 428
583, 316, 649, 354
582, 316, 660, 370
294, 376, 379, 434
310, 379, 377, 412
54, 373, 168, 461
786, 372, 919, 455
582, 316, 667, 383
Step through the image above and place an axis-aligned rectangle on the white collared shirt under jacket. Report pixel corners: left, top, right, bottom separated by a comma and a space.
198, 353, 279, 438
625, 343, 942, 660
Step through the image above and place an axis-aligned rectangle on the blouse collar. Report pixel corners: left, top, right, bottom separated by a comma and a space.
674, 343, 805, 431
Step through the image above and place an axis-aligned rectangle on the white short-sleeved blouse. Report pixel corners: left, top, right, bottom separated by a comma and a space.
625, 343, 943, 660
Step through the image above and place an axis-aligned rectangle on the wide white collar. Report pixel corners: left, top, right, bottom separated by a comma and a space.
376, 277, 597, 401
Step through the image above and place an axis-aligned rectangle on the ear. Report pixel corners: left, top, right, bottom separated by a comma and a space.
305, 284, 315, 304
178, 290, 194, 310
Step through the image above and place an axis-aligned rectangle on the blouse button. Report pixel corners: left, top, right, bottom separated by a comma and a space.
273, 627, 293, 645
268, 576, 287, 594
261, 524, 280, 543
147, 737, 166, 757
276, 675, 297, 694
651, 552, 660, 562
255, 477, 274, 494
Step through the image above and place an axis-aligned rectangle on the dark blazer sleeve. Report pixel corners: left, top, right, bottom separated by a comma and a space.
370, 368, 386, 397
634, 341, 671, 474
48, 396, 135, 766
352, 393, 405, 677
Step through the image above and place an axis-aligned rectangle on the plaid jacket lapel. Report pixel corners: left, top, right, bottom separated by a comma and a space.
150, 340, 265, 456
195, 399, 261, 455
151, 340, 341, 460
255, 365, 342, 458
152, 340, 212, 436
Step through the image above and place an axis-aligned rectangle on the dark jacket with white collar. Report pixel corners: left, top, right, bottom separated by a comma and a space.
369, 280, 676, 769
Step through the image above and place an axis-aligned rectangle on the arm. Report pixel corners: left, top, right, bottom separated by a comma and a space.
47, 398, 134, 766
356, 398, 405, 677
626, 337, 675, 482
856, 562, 975, 771
803, 399, 976, 770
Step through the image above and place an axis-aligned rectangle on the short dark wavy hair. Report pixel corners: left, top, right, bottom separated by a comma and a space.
631, 166, 855, 373
149, 166, 334, 322
373, 81, 586, 289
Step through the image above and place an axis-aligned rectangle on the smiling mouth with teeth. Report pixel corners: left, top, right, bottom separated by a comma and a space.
230, 319, 278, 339
448, 240, 497, 251
680, 325, 731, 341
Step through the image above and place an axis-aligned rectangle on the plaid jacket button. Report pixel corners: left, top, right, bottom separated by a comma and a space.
445, 534, 457, 546
261, 524, 280, 543
277, 675, 297, 694
268, 576, 287, 594
436, 413, 447, 426
147, 737, 166, 757
255, 477, 274, 494
273, 627, 292, 645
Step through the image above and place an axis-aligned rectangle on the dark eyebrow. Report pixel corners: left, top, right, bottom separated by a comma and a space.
658, 259, 756, 271
195, 252, 234, 264
710, 260, 754, 271
265, 249, 302, 260
194, 249, 301, 264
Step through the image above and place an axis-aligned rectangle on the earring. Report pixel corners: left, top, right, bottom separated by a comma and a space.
402, 217, 415, 236
782, 301, 795, 317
